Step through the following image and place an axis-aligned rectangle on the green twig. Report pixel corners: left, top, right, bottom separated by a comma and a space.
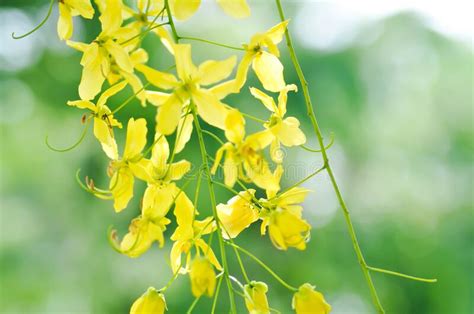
367, 266, 438, 283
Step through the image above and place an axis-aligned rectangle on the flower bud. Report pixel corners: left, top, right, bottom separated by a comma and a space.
292, 283, 331, 314
244, 281, 270, 314
189, 257, 217, 297
130, 287, 166, 314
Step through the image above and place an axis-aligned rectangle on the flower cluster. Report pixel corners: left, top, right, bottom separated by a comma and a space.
40, 0, 334, 313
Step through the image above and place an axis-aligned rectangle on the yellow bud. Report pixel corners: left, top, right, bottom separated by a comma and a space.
292, 283, 331, 314
189, 257, 217, 297
130, 287, 166, 314
244, 281, 270, 314
268, 209, 311, 250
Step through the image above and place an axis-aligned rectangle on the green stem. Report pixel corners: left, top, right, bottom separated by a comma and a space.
12, 0, 54, 39
274, 1, 385, 313
186, 296, 201, 314
112, 83, 150, 114
179, 36, 245, 51
300, 132, 335, 153
227, 241, 298, 292
164, 0, 179, 42
367, 266, 437, 283
191, 105, 237, 314
275, 165, 326, 197
211, 275, 224, 314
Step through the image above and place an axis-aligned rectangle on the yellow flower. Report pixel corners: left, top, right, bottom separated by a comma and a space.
250, 85, 306, 162
116, 184, 173, 257
137, 44, 236, 139
260, 186, 311, 250
211, 110, 281, 191
67, 0, 141, 100
244, 281, 270, 314
107, 118, 151, 212
292, 283, 331, 314
189, 257, 217, 297
130, 287, 167, 314
67, 81, 126, 157
169, 193, 222, 273
57, 0, 94, 40
235, 20, 289, 92
217, 189, 259, 239
163, 0, 250, 20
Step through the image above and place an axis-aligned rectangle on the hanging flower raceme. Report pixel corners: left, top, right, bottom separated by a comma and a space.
169, 193, 222, 275
189, 257, 217, 297
235, 20, 289, 92
217, 189, 259, 239
250, 84, 306, 162
131, 287, 167, 314
292, 283, 331, 314
211, 109, 281, 191
57, 0, 94, 40
67, 80, 126, 157
244, 281, 271, 314
67, 0, 142, 100
164, 0, 250, 20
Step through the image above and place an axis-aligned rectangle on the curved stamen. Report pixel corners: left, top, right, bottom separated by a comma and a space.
45, 117, 92, 152
12, 0, 55, 39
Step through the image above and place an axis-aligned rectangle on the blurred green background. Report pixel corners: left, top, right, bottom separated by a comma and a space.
1, 0, 473, 313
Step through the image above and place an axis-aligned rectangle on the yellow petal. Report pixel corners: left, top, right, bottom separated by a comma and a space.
170, 193, 195, 241
104, 40, 134, 73
165, 160, 191, 181
195, 239, 222, 270
153, 27, 175, 54
130, 48, 149, 65
252, 51, 285, 92
276, 187, 310, 207
172, 0, 201, 20
189, 257, 216, 297
66, 40, 89, 52
145, 90, 172, 107
68, 0, 94, 19
197, 56, 237, 86
57, 3, 73, 40
156, 92, 185, 135
122, 72, 147, 106
249, 87, 277, 113
143, 184, 177, 219
192, 89, 229, 130
99, 0, 123, 35
223, 152, 239, 187
151, 135, 170, 177
277, 84, 298, 117
273, 117, 306, 146
217, 189, 258, 239
111, 167, 134, 212
208, 79, 236, 100
123, 118, 148, 160
130, 287, 166, 314
265, 20, 289, 45
136, 64, 179, 90
216, 0, 250, 19
97, 80, 128, 108
174, 44, 197, 81
244, 281, 270, 314
292, 284, 331, 314
67, 100, 96, 111
224, 109, 245, 143
234, 52, 254, 92
174, 113, 193, 153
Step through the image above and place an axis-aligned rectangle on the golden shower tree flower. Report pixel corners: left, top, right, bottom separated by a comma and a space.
260, 182, 312, 250
137, 43, 236, 138
67, 0, 140, 100
235, 20, 289, 92
211, 109, 280, 191
130, 287, 167, 314
292, 283, 331, 314
250, 84, 306, 163
57, 0, 94, 40
107, 118, 151, 212
244, 281, 271, 314
169, 193, 222, 274
67, 80, 126, 158
217, 189, 259, 239
163, 0, 250, 20
189, 257, 217, 297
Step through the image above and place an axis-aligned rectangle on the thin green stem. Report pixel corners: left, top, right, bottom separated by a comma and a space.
240, 111, 267, 123
367, 266, 437, 283
45, 116, 92, 152
226, 241, 298, 292
202, 130, 225, 145
12, 0, 54, 39
112, 83, 150, 114
300, 132, 335, 153
275, 165, 326, 197
179, 36, 245, 51
211, 275, 224, 314
186, 296, 201, 314
120, 21, 169, 45
191, 105, 237, 314
164, 0, 179, 42
275, 1, 385, 312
